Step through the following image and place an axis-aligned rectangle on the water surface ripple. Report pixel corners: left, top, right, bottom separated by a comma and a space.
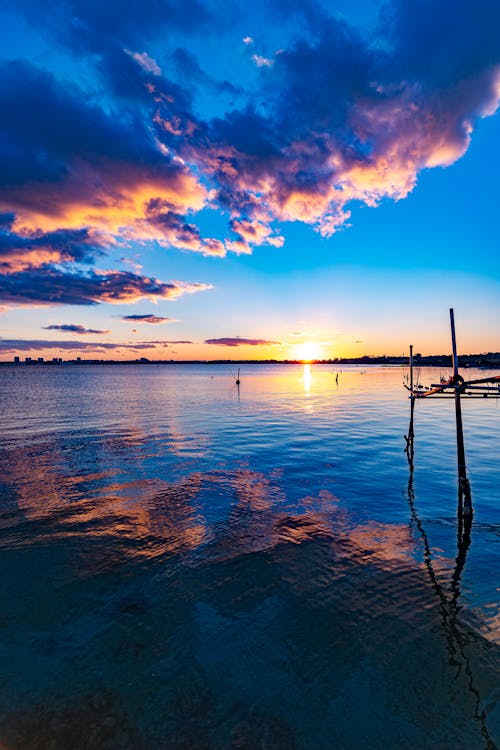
0, 364, 499, 749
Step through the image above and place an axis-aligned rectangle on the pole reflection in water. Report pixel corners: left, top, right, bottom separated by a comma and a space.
404, 406, 495, 750
404, 395, 415, 471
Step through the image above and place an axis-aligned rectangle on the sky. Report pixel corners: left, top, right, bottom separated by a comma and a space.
1, 0, 499, 361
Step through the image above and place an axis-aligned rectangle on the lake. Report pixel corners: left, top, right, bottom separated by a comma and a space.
0, 363, 499, 749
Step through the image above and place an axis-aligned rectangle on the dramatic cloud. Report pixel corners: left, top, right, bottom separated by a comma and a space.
120, 314, 174, 324
0, 220, 103, 274
1, 0, 499, 270
0, 214, 212, 306
0, 268, 212, 306
0, 60, 211, 244
204, 337, 281, 347
43, 324, 110, 334
172, 0, 500, 241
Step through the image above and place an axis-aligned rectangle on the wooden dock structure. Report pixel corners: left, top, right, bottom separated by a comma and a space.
404, 308, 500, 518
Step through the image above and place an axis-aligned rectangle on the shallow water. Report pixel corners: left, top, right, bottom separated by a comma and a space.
0, 363, 499, 749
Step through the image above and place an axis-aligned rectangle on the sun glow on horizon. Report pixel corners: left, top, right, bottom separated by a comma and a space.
292, 341, 324, 362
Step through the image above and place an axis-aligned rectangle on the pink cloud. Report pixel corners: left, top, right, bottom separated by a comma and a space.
251, 54, 274, 68
124, 49, 162, 76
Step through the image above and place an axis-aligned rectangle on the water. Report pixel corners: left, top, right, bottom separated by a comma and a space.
0, 363, 499, 749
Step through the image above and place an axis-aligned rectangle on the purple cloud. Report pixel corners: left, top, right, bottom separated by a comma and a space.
43, 324, 110, 334
120, 314, 174, 324
204, 337, 280, 347
0, 268, 211, 306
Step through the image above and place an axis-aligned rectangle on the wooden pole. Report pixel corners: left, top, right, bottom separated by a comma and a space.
409, 344, 414, 393
450, 308, 459, 378
449, 309, 472, 518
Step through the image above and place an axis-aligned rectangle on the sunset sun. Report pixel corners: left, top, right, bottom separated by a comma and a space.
293, 341, 323, 362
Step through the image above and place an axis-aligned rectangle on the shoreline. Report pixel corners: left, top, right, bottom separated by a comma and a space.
2, 356, 500, 368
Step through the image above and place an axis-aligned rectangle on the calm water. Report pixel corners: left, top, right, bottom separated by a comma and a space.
0, 364, 499, 749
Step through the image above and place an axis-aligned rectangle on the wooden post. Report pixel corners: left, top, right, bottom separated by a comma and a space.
449, 309, 472, 518
409, 344, 414, 393
236, 367, 240, 386
450, 308, 459, 378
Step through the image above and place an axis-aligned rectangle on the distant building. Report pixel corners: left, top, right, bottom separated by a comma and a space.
25, 357, 32, 364
37, 357, 44, 363
14, 356, 20, 364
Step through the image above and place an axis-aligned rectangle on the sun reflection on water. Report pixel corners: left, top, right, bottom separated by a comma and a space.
302, 363, 312, 395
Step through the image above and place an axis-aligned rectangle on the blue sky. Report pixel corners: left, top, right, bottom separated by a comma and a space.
1, 0, 499, 359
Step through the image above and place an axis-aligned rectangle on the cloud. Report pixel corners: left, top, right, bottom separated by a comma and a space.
204, 337, 280, 347
172, 47, 243, 98
120, 314, 174, 324
0, 267, 212, 306
42, 324, 110, 334
0, 211, 213, 306
124, 50, 162, 76
0, 60, 207, 238
146, 203, 227, 255
0, 59, 245, 258
230, 217, 284, 247
120, 256, 143, 272
11, 0, 214, 54
251, 54, 274, 68
0, 223, 104, 274
175, 0, 500, 241
1, 0, 500, 267
137, 339, 192, 344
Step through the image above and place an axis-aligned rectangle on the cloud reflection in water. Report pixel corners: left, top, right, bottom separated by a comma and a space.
0, 365, 499, 748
